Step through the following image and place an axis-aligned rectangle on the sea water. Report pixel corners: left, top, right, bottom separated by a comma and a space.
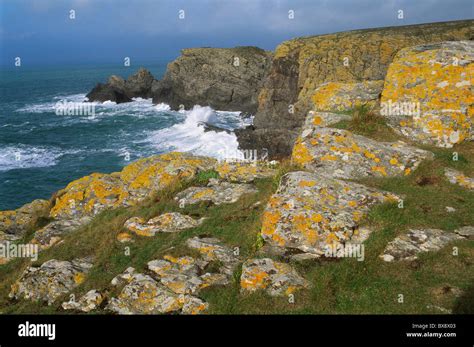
0, 63, 248, 210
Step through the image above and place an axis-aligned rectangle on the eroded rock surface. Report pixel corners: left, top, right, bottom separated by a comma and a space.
51, 152, 216, 220
175, 178, 257, 207
381, 41, 474, 147
0, 199, 50, 235
311, 81, 384, 112
31, 217, 91, 250
9, 258, 93, 305
260, 171, 399, 258
240, 258, 308, 296
380, 228, 469, 262
152, 47, 272, 113
62, 289, 104, 312
216, 161, 276, 183
445, 168, 474, 191
124, 213, 204, 236
292, 126, 431, 179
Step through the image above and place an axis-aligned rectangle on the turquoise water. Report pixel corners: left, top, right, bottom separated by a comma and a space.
0, 64, 247, 211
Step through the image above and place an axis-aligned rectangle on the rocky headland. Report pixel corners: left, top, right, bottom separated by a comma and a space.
1, 19, 473, 315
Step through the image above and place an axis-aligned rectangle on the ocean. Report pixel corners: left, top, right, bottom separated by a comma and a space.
0, 63, 249, 211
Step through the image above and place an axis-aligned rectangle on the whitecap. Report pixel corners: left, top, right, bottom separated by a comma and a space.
143, 105, 245, 160
0, 145, 64, 172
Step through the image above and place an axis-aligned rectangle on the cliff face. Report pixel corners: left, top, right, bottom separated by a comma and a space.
240, 20, 473, 157
152, 46, 272, 113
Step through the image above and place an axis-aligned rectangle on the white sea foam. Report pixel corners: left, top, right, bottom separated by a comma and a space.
0, 145, 64, 172
143, 105, 245, 160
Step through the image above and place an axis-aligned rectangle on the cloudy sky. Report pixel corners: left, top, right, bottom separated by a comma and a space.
0, 0, 472, 65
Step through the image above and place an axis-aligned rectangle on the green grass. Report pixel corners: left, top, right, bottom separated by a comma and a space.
332, 105, 400, 142
0, 145, 473, 314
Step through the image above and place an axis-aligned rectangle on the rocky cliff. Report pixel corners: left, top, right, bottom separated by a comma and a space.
152, 46, 272, 113
239, 20, 473, 157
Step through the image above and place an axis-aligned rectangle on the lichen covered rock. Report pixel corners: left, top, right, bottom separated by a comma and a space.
240, 258, 308, 296
381, 41, 474, 147
50, 152, 216, 220
380, 228, 467, 262
175, 178, 257, 207
260, 171, 399, 257
0, 199, 50, 235
216, 161, 276, 183
292, 126, 431, 179
311, 81, 384, 112
9, 258, 93, 305
124, 213, 204, 237
445, 168, 474, 191
62, 289, 104, 312
31, 217, 91, 250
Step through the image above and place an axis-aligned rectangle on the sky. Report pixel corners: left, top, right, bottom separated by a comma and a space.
0, 0, 473, 66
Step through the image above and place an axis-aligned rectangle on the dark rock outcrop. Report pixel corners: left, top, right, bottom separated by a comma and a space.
86, 68, 155, 103
152, 46, 272, 113
238, 20, 473, 158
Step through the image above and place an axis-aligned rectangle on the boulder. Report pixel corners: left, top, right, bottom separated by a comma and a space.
124, 212, 204, 236
216, 161, 276, 183
9, 258, 93, 305
85, 83, 132, 103
240, 258, 308, 296
292, 125, 432, 179
380, 228, 469, 262
444, 168, 474, 191
175, 178, 257, 207
381, 41, 474, 147
260, 171, 400, 258
50, 152, 216, 220
124, 68, 155, 98
62, 289, 104, 312
0, 199, 50, 235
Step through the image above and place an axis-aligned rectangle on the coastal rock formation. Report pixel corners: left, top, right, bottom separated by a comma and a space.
31, 217, 91, 250
62, 289, 104, 312
292, 125, 432, 179
9, 258, 93, 305
380, 228, 470, 262
216, 161, 277, 183
152, 47, 272, 113
175, 178, 257, 207
107, 237, 237, 314
0, 199, 50, 235
124, 212, 204, 236
381, 41, 474, 147
238, 20, 473, 158
240, 258, 308, 296
50, 152, 216, 220
444, 168, 474, 190
86, 68, 155, 103
312, 81, 384, 112
260, 171, 399, 258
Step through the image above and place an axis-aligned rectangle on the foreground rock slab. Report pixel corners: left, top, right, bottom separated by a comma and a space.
445, 168, 474, 191
50, 152, 216, 220
124, 212, 204, 236
62, 289, 104, 312
381, 41, 474, 148
261, 171, 399, 258
216, 161, 277, 183
175, 178, 257, 207
9, 258, 93, 305
311, 81, 384, 112
380, 228, 470, 262
240, 258, 308, 296
31, 217, 91, 250
292, 127, 432, 179
0, 199, 50, 235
